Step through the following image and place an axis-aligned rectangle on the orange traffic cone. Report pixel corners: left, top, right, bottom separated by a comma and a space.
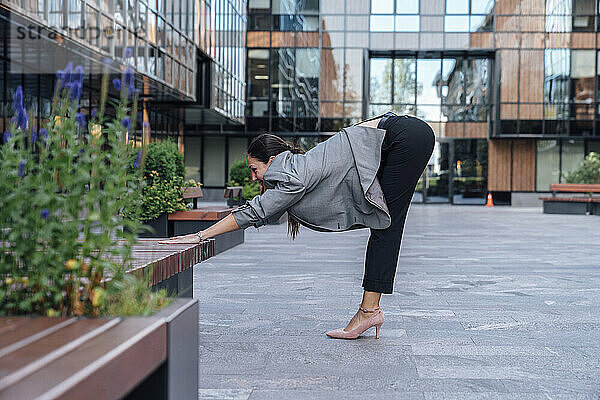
485, 193, 494, 207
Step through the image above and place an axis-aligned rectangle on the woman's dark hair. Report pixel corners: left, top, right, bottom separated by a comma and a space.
247, 134, 305, 239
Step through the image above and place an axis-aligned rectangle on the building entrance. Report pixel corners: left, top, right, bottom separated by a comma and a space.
414, 139, 488, 205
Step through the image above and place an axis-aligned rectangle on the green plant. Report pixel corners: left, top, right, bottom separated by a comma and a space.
564, 152, 600, 184
0, 60, 166, 317
138, 141, 184, 182
228, 159, 260, 200
99, 270, 171, 316
136, 172, 187, 221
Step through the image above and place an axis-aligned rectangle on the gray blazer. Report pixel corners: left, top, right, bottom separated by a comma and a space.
231, 125, 391, 232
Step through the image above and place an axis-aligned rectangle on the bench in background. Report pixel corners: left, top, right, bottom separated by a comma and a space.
539, 184, 600, 215
225, 186, 244, 207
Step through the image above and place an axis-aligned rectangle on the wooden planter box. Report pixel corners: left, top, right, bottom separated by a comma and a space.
0, 298, 199, 400
138, 213, 169, 238
0, 239, 217, 399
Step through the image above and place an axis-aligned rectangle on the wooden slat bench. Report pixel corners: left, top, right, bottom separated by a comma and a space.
168, 208, 244, 254
539, 183, 600, 215
225, 186, 244, 207
182, 186, 203, 209
0, 298, 198, 400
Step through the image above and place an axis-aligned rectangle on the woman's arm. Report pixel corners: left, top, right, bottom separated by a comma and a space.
159, 213, 240, 244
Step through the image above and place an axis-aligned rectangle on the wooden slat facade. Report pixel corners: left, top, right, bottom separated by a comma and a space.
488, 140, 512, 191
511, 139, 536, 191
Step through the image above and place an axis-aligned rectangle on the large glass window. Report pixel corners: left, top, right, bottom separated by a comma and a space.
271, 48, 295, 100
203, 136, 226, 186
536, 140, 560, 190
561, 140, 585, 177
369, 55, 491, 122
445, 0, 493, 32
248, 49, 270, 99
544, 49, 570, 119
370, 0, 420, 32
184, 136, 202, 181
370, 58, 392, 103
545, 0, 572, 32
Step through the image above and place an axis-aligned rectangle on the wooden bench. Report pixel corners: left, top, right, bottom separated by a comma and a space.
168, 208, 244, 254
539, 183, 600, 215
182, 186, 203, 209
0, 298, 198, 400
224, 186, 244, 207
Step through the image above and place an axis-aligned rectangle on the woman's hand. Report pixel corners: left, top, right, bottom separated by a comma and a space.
158, 233, 201, 244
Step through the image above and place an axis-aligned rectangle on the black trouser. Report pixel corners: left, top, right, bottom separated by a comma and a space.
362, 116, 435, 294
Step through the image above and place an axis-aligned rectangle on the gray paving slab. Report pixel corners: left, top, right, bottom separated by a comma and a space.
194, 204, 600, 398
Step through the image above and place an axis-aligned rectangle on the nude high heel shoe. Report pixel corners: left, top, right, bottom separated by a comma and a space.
326, 306, 384, 340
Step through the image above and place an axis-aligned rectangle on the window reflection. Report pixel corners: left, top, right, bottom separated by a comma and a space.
445, 15, 469, 32
369, 56, 491, 123
471, 0, 494, 14
370, 58, 392, 103
395, 16, 420, 32
393, 58, 416, 104
446, 0, 469, 14
371, 0, 394, 14
248, 49, 269, 99
571, 50, 594, 119
544, 49, 570, 119
545, 0, 572, 32
272, 48, 295, 100
397, 0, 419, 14
370, 15, 395, 32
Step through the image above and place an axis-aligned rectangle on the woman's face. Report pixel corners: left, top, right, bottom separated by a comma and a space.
247, 155, 274, 182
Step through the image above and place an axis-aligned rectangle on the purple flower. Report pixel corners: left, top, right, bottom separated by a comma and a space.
40, 128, 48, 140
17, 161, 25, 177
104, 57, 113, 65
69, 81, 82, 101
76, 112, 86, 128
123, 67, 134, 87
121, 117, 131, 129
13, 86, 23, 110
56, 69, 62, 81
2, 131, 10, 143
14, 111, 28, 130
113, 78, 121, 91
11, 87, 28, 130
124, 47, 133, 59
74, 65, 84, 84
31, 130, 37, 145
79, 148, 85, 154
63, 62, 74, 85
133, 149, 142, 168
91, 108, 97, 118
41, 209, 49, 219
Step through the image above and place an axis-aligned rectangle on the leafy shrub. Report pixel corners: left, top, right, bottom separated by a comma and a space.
139, 141, 184, 182
564, 152, 600, 184
137, 172, 187, 221
228, 159, 260, 200
125, 142, 188, 222
0, 60, 167, 317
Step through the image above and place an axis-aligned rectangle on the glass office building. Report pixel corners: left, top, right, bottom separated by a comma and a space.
1, 0, 246, 196
245, 0, 600, 205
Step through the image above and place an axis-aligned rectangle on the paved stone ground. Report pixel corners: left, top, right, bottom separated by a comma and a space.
194, 204, 600, 400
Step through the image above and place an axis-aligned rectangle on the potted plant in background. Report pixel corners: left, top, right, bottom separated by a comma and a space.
564, 152, 600, 184
126, 140, 188, 237
227, 159, 260, 204
0, 57, 200, 398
